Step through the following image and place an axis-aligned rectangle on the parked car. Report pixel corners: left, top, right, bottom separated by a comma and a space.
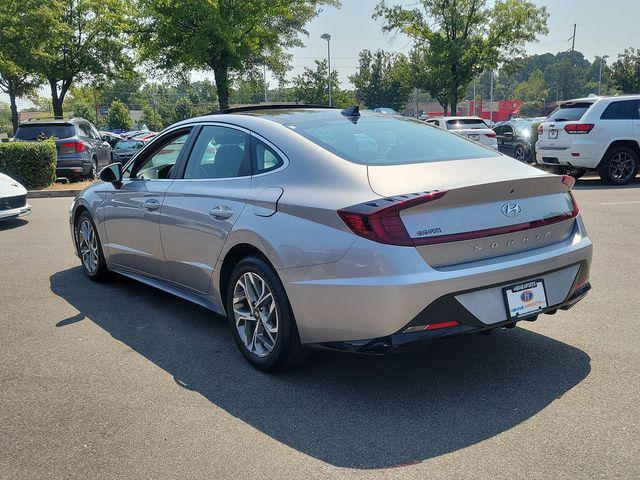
100, 131, 123, 149
112, 139, 145, 163
0, 172, 30, 221
536, 94, 640, 184
493, 119, 537, 163
14, 118, 112, 180
70, 105, 592, 371
130, 131, 158, 142
373, 107, 397, 115
425, 116, 498, 150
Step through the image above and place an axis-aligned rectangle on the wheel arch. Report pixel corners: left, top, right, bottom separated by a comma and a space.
597, 139, 640, 168
217, 238, 283, 312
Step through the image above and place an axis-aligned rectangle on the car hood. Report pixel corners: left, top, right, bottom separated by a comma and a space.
367, 155, 548, 197
0, 172, 27, 197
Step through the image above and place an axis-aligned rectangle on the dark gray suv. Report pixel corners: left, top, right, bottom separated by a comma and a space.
14, 118, 112, 179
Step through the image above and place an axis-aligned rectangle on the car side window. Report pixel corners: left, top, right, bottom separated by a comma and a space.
130, 131, 191, 180
78, 123, 93, 138
601, 100, 640, 120
494, 125, 504, 135
183, 125, 250, 180
90, 125, 101, 140
254, 139, 284, 174
503, 125, 514, 135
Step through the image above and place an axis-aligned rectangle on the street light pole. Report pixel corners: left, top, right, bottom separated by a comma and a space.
598, 55, 609, 95
321, 33, 332, 106
489, 70, 494, 125
263, 64, 268, 103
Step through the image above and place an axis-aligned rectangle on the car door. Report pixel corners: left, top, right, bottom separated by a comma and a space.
499, 125, 515, 154
90, 123, 111, 166
102, 128, 194, 279
600, 100, 637, 141
159, 124, 252, 294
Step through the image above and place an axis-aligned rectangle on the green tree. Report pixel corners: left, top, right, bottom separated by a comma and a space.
513, 69, 549, 116
291, 60, 355, 107
0, 102, 13, 137
173, 96, 194, 122
0, 0, 52, 132
136, 0, 338, 109
72, 100, 98, 124
375, 0, 548, 113
611, 48, 640, 94
140, 103, 165, 131
107, 99, 132, 130
349, 50, 413, 111
38, 0, 132, 117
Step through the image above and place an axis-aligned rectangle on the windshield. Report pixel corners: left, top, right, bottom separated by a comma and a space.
445, 119, 488, 130
115, 140, 144, 150
15, 124, 75, 140
547, 102, 594, 122
291, 115, 500, 165
514, 122, 534, 136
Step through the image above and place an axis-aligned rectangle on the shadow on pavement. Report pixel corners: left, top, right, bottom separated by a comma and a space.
0, 218, 29, 231
574, 176, 640, 190
50, 267, 591, 469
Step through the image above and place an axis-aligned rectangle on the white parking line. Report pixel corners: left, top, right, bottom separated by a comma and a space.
598, 201, 640, 205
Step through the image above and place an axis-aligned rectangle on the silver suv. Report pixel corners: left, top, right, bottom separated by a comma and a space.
69, 106, 593, 371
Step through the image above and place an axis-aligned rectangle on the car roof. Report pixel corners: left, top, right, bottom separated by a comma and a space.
18, 117, 85, 126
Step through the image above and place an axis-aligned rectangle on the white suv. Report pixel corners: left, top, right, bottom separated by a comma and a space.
425, 116, 498, 150
536, 95, 640, 184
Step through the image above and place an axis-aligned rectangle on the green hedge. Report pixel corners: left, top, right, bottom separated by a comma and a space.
0, 140, 57, 189
530, 122, 541, 162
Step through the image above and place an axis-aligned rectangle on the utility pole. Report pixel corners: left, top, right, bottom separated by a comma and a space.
321, 34, 332, 106
472, 79, 477, 116
598, 55, 609, 95
571, 23, 576, 56
415, 88, 419, 118
263, 64, 268, 103
92, 83, 99, 121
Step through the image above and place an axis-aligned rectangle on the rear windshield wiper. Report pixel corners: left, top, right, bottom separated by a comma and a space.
553, 117, 569, 122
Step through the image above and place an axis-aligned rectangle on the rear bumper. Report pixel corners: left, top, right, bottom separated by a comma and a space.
535, 143, 601, 169
0, 203, 31, 220
314, 281, 591, 354
280, 217, 592, 344
57, 155, 91, 176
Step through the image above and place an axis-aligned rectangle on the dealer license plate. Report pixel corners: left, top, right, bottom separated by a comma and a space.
503, 280, 547, 319
468, 133, 480, 141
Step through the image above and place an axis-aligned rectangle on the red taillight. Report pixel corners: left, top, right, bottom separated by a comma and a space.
562, 174, 576, 190
537, 124, 544, 134
338, 191, 448, 246
59, 141, 86, 154
564, 123, 594, 134
425, 321, 459, 331
484, 132, 496, 138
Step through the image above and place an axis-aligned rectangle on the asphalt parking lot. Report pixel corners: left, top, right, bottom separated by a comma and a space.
1, 178, 639, 479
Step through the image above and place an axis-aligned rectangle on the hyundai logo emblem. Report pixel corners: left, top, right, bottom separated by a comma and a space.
501, 203, 522, 217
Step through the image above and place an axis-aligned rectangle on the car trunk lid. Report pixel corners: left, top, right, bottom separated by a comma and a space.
366, 159, 577, 267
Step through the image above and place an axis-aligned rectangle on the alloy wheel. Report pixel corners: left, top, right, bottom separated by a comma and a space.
77, 219, 99, 274
515, 146, 525, 162
232, 272, 279, 357
609, 151, 636, 182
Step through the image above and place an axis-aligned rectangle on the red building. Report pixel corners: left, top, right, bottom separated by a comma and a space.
468, 99, 523, 123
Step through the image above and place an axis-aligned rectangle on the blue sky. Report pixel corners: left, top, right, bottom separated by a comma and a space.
4, 0, 639, 108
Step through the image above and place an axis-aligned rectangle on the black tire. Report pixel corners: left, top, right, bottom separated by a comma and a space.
514, 145, 529, 163
565, 167, 587, 180
85, 157, 98, 181
74, 211, 109, 281
598, 146, 639, 185
226, 256, 309, 372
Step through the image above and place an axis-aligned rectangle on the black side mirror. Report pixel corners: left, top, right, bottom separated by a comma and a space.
99, 162, 123, 186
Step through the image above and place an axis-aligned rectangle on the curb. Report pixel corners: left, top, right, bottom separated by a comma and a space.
27, 189, 81, 199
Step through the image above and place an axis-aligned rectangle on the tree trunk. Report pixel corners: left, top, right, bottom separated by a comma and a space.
8, 86, 19, 134
50, 79, 63, 117
212, 63, 230, 110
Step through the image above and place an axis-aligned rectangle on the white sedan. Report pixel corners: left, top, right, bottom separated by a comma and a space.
0, 173, 30, 220
424, 116, 499, 150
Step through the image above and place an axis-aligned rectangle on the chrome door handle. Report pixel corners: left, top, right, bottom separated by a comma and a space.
209, 205, 233, 220
142, 199, 160, 210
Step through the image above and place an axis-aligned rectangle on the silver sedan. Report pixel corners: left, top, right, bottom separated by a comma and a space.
69, 106, 593, 371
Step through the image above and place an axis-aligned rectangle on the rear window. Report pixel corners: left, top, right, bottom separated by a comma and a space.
15, 123, 75, 140
115, 140, 144, 150
546, 102, 593, 122
291, 115, 500, 165
445, 119, 488, 130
